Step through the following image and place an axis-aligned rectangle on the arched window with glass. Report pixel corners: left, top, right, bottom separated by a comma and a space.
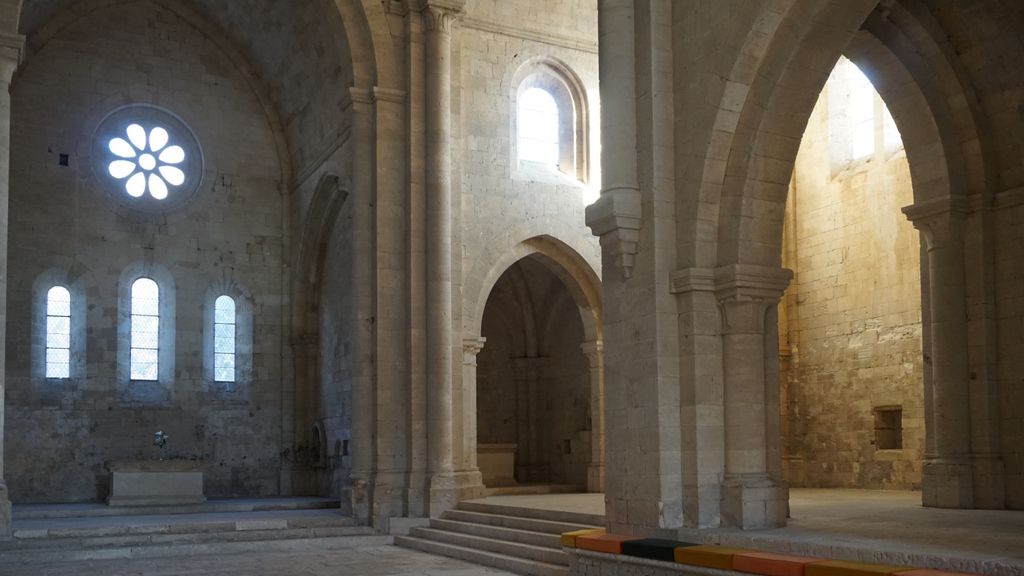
130, 278, 160, 381
518, 87, 560, 168
214, 295, 236, 383
45, 286, 72, 379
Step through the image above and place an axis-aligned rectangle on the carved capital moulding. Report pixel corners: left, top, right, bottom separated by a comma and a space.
462, 336, 486, 365
0, 32, 24, 83
902, 195, 970, 251
585, 187, 642, 279
419, 0, 467, 33
714, 264, 793, 335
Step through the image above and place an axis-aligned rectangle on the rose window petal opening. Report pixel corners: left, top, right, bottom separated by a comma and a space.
106, 123, 188, 201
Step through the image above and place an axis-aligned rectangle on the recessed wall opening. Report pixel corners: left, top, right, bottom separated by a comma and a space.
476, 256, 593, 491
779, 56, 924, 492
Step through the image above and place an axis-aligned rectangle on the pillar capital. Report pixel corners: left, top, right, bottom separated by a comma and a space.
714, 265, 791, 335
0, 33, 23, 83
580, 340, 604, 362
420, 0, 466, 33
902, 196, 970, 250
462, 336, 486, 365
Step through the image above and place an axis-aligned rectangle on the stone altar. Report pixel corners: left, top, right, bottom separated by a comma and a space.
107, 460, 207, 507
477, 443, 517, 487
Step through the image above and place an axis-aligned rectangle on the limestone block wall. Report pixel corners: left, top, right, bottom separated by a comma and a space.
456, 0, 602, 332
995, 198, 1024, 508
780, 86, 924, 490
317, 198, 354, 501
5, 2, 285, 502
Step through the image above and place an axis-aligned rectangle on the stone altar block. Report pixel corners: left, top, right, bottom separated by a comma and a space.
478, 443, 518, 487
107, 460, 207, 507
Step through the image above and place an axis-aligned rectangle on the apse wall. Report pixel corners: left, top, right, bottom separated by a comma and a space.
5, 2, 285, 502
780, 83, 924, 491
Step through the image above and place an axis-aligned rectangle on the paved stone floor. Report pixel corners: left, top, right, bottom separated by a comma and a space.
475, 489, 1024, 568
0, 544, 519, 576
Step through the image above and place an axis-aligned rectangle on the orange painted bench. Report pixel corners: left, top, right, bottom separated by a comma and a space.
733, 551, 823, 576
675, 545, 754, 570
559, 528, 605, 548
575, 532, 642, 554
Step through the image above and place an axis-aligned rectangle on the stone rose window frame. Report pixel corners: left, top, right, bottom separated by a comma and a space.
91, 105, 205, 212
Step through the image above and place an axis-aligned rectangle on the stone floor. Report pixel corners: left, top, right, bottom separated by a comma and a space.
0, 544, 520, 576
474, 489, 1024, 571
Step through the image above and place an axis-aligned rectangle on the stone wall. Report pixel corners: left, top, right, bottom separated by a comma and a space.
5, 2, 285, 502
780, 81, 924, 490
995, 197, 1024, 508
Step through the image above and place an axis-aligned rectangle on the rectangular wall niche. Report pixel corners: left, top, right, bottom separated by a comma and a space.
873, 406, 903, 450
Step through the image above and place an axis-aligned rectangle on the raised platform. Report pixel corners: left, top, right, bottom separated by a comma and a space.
14, 496, 341, 520
1, 500, 374, 566
464, 489, 1024, 575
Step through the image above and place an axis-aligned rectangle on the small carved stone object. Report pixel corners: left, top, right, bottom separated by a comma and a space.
153, 430, 169, 450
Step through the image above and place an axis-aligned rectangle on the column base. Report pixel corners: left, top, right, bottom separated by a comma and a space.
429, 472, 458, 517
454, 469, 486, 501
720, 476, 787, 530
0, 482, 11, 539
350, 472, 373, 526
587, 463, 605, 493
971, 454, 1005, 510
922, 459, 975, 509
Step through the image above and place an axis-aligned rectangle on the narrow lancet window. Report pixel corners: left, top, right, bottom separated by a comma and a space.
214, 295, 236, 383
45, 286, 72, 379
518, 87, 560, 167
130, 278, 160, 381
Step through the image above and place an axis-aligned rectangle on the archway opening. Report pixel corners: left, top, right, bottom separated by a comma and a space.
476, 255, 594, 491
779, 57, 925, 495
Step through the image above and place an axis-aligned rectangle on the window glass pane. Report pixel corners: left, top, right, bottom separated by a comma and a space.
47, 287, 71, 316
131, 349, 159, 381
46, 362, 70, 379
45, 286, 72, 379
214, 295, 236, 382
47, 348, 70, 366
518, 88, 560, 166
47, 316, 71, 336
131, 278, 160, 381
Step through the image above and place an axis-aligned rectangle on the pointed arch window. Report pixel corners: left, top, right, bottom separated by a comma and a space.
214, 295, 236, 383
45, 286, 72, 379
518, 87, 560, 168
130, 278, 160, 381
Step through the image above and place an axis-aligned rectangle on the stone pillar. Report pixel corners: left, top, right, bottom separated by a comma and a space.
422, 0, 464, 515
0, 32, 22, 539
716, 265, 792, 530
581, 341, 605, 493
456, 337, 486, 499
348, 86, 376, 524
904, 198, 975, 508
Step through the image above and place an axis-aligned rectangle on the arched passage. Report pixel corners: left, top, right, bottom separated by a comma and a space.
464, 237, 604, 494
708, 0, 1000, 522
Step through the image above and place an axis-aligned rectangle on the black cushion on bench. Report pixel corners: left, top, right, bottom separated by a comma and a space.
621, 538, 699, 562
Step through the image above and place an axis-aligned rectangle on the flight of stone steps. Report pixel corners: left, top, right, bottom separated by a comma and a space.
0, 499, 382, 566
395, 500, 605, 576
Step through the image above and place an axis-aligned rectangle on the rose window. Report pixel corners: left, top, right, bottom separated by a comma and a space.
107, 124, 187, 200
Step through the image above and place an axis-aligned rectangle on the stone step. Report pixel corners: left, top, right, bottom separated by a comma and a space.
429, 517, 562, 549
395, 535, 568, 576
409, 526, 568, 566
13, 497, 341, 520
0, 533, 388, 565
442, 508, 599, 535
457, 500, 604, 526
0, 525, 372, 552
482, 484, 582, 497
11, 510, 354, 540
